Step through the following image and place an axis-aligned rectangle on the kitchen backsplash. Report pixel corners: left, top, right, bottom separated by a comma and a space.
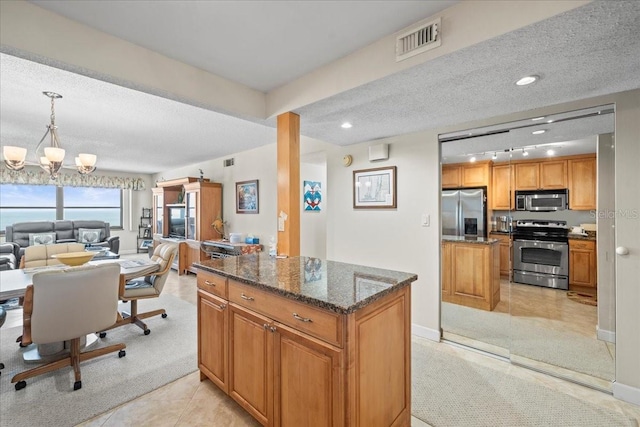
492, 210, 596, 228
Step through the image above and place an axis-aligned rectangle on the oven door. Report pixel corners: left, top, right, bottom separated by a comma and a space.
513, 239, 569, 276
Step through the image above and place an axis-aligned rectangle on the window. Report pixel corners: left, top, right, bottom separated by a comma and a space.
0, 184, 122, 232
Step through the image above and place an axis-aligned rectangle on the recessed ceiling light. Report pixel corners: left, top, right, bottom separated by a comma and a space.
546, 119, 554, 123
516, 75, 539, 86
532, 130, 546, 135
531, 116, 545, 121
341, 122, 352, 129
547, 149, 555, 156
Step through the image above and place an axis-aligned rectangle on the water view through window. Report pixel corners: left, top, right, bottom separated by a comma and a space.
0, 184, 122, 231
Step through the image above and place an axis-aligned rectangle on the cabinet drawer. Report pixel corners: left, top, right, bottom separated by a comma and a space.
197, 270, 228, 299
228, 280, 344, 347
569, 240, 595, 250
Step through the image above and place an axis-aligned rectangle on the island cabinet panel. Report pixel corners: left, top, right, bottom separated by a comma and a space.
441, 241, 500, 311
274, 323, 343, 427
197, 290, 228, 392
228, 304, 273, 426
196, 255, 415, 427
489, 233, 512, 278
348, 291, 410, 427
441, 242, 452, 298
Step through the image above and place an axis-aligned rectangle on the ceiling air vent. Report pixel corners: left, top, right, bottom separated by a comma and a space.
223, 158, 234, 167
395, 17, 441, 62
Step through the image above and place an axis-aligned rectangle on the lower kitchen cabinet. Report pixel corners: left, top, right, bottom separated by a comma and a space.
441, 240, 500, 311
489, 233, 512, 278
197, 269, 412, 427
569, 239, 597, 289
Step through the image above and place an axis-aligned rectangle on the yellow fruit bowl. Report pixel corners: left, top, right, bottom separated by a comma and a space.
52, 251, 96, 267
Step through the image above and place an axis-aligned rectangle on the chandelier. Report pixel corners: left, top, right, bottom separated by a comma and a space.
2, 91, 97, 179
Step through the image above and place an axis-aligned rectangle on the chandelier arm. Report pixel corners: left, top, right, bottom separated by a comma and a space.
34, 127, 52, 158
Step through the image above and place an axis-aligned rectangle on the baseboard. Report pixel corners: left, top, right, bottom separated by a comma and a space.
613, 381, 640, 406
596, 326, 616, 343
412, 323, 440, 342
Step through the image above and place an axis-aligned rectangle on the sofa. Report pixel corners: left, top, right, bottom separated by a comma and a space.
0, 242, 19, 271
5, 220, 120, 266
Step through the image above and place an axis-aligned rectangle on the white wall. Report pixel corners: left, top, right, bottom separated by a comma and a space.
300, 158, 327, 259
324, 89, 640, 405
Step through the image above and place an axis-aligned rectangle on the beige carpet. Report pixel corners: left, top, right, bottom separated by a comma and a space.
411, 338, 635, 427
0, 294, 197, 427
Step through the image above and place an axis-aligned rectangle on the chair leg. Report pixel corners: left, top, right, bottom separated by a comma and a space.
98, 299, 167, 336
12, 340, 126, 390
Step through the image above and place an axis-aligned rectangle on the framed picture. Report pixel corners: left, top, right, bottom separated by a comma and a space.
143, 228, 152, 238
142, 208, 152, 218
303, 180, 322, 211
140, 239, 153, 249
236, 179, 259, 214
353, 273, 394, 301
353, 166, 396, 209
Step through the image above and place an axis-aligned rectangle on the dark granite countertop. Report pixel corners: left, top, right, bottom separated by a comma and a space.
568, 233, 597, 241
194, 253, 417, 315
442, 235, 499, 244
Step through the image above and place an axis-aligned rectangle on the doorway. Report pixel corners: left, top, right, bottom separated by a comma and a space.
439, 105, 616, 391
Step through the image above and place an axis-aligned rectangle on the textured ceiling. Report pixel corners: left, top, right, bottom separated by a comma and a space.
30, 0, 457, 92
1, 1, 639, 175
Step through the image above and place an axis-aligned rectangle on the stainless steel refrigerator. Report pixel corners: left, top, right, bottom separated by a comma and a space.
442, 187, 487, 237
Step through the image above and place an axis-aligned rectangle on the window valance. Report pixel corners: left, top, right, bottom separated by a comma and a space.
0, 168, 146, 190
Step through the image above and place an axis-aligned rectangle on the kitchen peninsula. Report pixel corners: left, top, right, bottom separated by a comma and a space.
195, 254, 417, 427
441, 236, 500, 311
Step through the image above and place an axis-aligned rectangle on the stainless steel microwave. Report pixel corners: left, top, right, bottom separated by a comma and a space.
515, 189, 568, 211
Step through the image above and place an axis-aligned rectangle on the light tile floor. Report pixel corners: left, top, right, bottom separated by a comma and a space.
4, 254, 638, 426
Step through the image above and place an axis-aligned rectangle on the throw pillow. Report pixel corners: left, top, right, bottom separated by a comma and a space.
28, 232, 56, 246
78, 228, 102, 244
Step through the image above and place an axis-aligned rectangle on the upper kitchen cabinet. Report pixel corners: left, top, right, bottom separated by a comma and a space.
491, 164, 513, 210
514, 160, 566, 191
568, 156, 597, 210
442, 165, 462, 188
442, 162, 490, 189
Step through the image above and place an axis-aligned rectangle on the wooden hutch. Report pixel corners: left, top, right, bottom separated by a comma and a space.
152, 177, 222, 275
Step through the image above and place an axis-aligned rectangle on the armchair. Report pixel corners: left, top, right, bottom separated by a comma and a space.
101, 243, 177, 336
11, 263, 126, 391
0, 242, 19, 271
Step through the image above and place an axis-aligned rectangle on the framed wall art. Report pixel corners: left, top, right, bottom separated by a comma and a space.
303, 180, 322, 211
236, 179, 259, 214
353, 166, 396, 209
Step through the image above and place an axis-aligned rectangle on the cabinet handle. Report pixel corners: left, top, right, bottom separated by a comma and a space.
213, 303, 226, 310
263, 323, 269, 330
292, 313, 313, 323
269, 326, 277, 333
240, 293, 255, 301
204, 280, 216, 286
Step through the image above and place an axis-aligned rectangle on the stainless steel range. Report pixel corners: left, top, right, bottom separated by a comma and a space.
512, 219, 569, 290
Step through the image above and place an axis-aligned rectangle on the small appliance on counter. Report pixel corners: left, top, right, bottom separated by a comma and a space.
494, 215, 512, 232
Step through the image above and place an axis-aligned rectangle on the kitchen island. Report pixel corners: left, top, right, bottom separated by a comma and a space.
195, 254, 417, 427
441, 235, 501, 311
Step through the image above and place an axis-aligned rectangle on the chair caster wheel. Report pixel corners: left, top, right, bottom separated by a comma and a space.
99, 332, 107, 338
0, 362, 5, 369
15, 381, 26, 391
161, 313, 168, 319
144, 329, 151, 336
19, 342, 28, 348
118, 350, 126, 358
74, 381, 82, 391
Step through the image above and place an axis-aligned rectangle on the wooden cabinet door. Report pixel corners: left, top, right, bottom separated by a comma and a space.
568, 157, 597, 210
442, 166, 461, 188
274, 323, 343, 427
491, 164, 512, 209
228, 304, 273, 426
152, 188, 164, 236
489, 234, 511, 278
539, 160, 567, 189
514, 163, 540, 190
462, 163, 489, 187
198, 290, 228, 392
569, 240, 597, 287
441, 242, 452, 299
185, 240, 203, 274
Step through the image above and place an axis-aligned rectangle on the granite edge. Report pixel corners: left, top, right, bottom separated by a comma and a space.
194, 263, 417, 315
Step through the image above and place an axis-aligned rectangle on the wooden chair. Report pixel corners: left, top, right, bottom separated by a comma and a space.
11, 263, 126, 391
101, 243, 177, 336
